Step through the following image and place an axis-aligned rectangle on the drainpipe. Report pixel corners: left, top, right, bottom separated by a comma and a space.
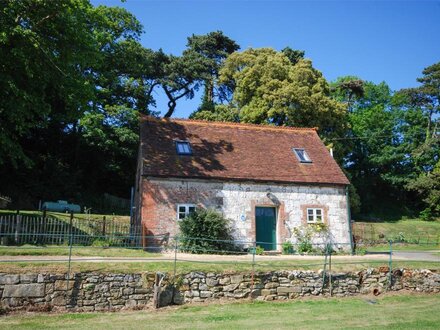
345, 186, 354, 255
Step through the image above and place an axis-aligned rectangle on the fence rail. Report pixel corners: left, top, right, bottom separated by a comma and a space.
0, 213, 132, 246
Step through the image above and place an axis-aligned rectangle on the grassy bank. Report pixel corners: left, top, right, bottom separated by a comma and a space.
0, 259, 438, 274
353, 219, 440, 244
1, 293, 439, 329
0, 246, 160, 258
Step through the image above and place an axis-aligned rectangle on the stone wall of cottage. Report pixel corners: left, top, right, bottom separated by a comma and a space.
141, 178, 350, 250
0, 269, 438, 312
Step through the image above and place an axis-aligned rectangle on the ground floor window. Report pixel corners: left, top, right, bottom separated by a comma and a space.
177, 204, 196, 220
307, 208, 323, 223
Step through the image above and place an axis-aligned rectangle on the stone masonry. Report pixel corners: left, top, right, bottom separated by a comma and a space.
141, 178, 350, 251
0, 268, 438, 312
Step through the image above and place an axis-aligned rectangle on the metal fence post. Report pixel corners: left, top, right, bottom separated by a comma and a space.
388, 240, 393, 289
250, 241, 256, 299
173, 236, 178, 279
14, 210, 21, 244
102, 215, 106, 237
66, 212, 74, 294
329, 249, 332, 296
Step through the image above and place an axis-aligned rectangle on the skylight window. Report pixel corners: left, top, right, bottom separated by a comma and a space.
176, 141, 192, 155
293, 148, 312, 163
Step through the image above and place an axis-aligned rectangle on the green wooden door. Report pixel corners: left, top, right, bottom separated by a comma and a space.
256, 207, 277, 251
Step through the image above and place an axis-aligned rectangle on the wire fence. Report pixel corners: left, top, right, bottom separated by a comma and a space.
0, 231, 438, 279
0, 212, 131, 246
0, 212, 438, 284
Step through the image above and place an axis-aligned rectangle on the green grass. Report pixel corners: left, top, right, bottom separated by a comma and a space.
0, 259, 438, 275
366, 243, 440, 252
0, 245, 160, 258
1, 293, 439, 329
0, 210, 130, 224
353, 219, 440, 244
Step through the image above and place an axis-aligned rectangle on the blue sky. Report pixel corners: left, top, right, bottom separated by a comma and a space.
93, 0, 440, 118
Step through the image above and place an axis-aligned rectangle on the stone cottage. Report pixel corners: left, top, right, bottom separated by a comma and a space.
134, 116, 352, 252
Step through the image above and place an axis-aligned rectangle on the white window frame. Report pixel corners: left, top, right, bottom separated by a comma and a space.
177, 204, 196, 220
293, 148, 312, 163
175, 140, 192, 155
307, 208, 323, 223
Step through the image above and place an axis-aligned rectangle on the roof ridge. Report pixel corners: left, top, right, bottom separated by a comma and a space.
141, 115, 318, 132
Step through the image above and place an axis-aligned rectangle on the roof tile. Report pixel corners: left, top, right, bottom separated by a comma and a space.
140, 116, 349, 185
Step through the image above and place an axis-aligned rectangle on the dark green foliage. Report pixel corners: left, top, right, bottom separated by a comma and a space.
178, 209, 238, 254
190, 104, 240, 122
281, 241, 294, 255
281, 46, 305, 65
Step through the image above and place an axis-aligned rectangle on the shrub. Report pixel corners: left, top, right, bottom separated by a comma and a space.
178, 208, 238, 254
355, 246, 367, 256
255, 246, 265, 255
282, 241, 294, 255
420, 208, 434, 221
297, 240, 313, 254
91, 239, 110, 248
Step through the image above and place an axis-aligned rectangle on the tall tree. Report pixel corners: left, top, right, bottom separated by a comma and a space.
396, 62, 440, 217
0, 0, 151, 208
281, 46, 305, 65
0, 0, 96, 167
218, 48, 347, 137
185, 31, 240, 111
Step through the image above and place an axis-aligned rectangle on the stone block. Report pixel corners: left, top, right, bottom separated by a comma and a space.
223, 283, 239, 292
0, 275, 20, 285
52, 294, 67, 306
277, 286, 302, 294
251, 289, 261, 298
206, 278, 219, 287
200, 291, 212, 298
134, 288, 150, 294
125, 299, 137, 307
3, 284, 45, 297
219, 277, 230, 285
122, 288, 134, 295
199, 283, 208, 291
234, 289, 250, 298
265, 282, 280, 289
20, 274, 38, 283
261, 289, 276, 296
230, 275, 243, 284
54, 280, 75, 291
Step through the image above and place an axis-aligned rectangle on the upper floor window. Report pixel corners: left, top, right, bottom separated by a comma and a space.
293, 148, 312, 163
307, 208, 323, 223
177, 204, 196, 220
176, 141, 192, 155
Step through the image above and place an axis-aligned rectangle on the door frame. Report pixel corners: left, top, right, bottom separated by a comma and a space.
255, 206, 278, 251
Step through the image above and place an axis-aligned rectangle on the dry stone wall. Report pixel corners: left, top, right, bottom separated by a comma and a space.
0, 268, 438, 312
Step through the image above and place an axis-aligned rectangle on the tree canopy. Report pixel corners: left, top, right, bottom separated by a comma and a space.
0, 0, 438, 219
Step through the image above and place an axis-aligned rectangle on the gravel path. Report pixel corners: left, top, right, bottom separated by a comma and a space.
0, 251, 438, 263
392, 251, 440, 262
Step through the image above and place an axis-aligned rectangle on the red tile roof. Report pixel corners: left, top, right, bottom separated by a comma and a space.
140, 116, 349, 186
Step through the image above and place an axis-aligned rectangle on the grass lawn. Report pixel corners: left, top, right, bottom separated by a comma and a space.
365, 243, 440, 252
0, 259, 438, 275
353, 219, 440, 244
0, 245, 160, 258
1, 293, 439, 329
